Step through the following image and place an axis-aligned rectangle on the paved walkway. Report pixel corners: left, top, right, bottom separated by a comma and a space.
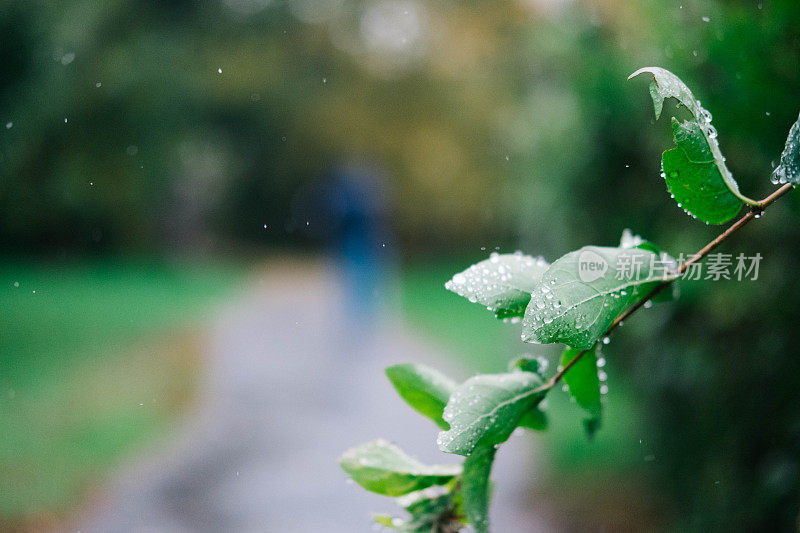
72, 261, 551, 532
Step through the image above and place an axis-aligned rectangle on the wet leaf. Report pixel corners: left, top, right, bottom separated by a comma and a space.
629, 67, 749, 223
437, 371, 545, 456
663, 119, 743, 224
461, 445, 496, 533
771, 112, 800, 185
521, 245, 675, 350
619, 229, 679, 302
445, 252, 549, 319
386, 364, 456, 430
403, 491, 465, 532
629, 66, 702, 120
560, 345, 602, 437
619, 228, 660, 256
340, 440, 461, 497
517, 406, 548, 431
507, 355, 546, 375
375, 488, 466, 532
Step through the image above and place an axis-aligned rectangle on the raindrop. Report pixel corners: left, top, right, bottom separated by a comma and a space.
701, 16, 710, 22
5, 122, 11, 129
217, 67, 223, 74
602, 336, 610, 345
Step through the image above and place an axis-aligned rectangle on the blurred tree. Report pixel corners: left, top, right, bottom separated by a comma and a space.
1, 0, 799, 528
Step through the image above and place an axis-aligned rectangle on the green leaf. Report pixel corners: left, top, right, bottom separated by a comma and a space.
522, 245, 675, 350
437, 371, 545, 456
561, 346, 603, 439
461, 445, 496, 533
507, 355, 546, 375
340, 440, 461, 497
663, 119, 743, 224
629, 66, 702, 120
619, 228, 659, 255
399, 490, 465, 532
560, 346, 601, 414
771, 112, 800, 185
619, 229, 678, 303
517, 406, 548, 431
372, 482, 467, 532
583, 416, 602, 440
373, 497, 461, 532
629, 67, 753, 223
386, 364, 456, 430
373, 514, 397, 528
445, 252, 549, 320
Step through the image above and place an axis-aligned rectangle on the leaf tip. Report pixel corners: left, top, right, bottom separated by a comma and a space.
627, 67, 652, 81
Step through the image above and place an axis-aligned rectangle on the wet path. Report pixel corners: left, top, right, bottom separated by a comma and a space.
73, 261, 551, 532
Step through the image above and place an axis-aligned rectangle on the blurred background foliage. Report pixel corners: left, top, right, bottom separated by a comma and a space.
2, 0, 800, 530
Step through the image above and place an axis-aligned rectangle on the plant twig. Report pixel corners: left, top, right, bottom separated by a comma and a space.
537, 182, 795, 393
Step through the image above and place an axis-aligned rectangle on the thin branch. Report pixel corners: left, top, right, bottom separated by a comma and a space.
536, 183, 795, 393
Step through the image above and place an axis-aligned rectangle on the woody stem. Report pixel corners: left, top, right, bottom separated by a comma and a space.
536, 182, 795, 393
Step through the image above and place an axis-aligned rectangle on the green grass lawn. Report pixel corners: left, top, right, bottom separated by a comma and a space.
0, 257, 245, 522
399, 258, 650, 476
